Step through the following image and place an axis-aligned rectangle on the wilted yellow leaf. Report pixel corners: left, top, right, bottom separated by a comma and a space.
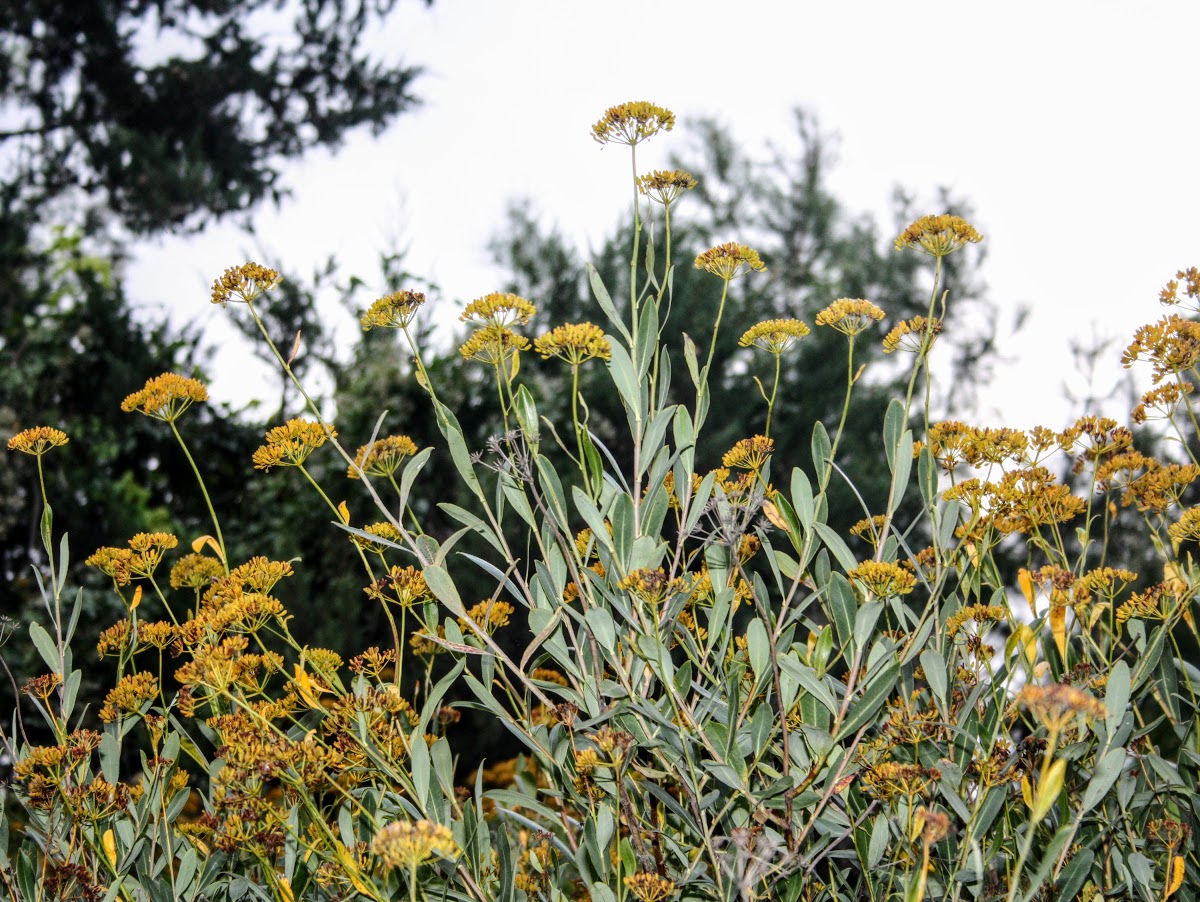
1050, 604, 1067, 658
102, 828, 117, 867
337, 500, 350, 525
1032, 758, 1066, 823
1017, 568, 1035, 610
130, 585, 142, 612
1166, 855, 1185, 897
763, 501, 787, 531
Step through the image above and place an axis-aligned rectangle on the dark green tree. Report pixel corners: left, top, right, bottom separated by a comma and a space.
0, 0, 431, 233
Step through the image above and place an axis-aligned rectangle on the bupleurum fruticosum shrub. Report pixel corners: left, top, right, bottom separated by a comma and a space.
1, 101, 1197, 902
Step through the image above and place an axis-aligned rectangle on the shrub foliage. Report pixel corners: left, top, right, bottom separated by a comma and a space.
2, 102, 1198, 902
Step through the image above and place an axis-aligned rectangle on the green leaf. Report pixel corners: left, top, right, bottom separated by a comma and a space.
888, 429, 913, 514
779, 656, 839, 716
746, 618, 771, 685
585, 609, 617, 655
587, 263, 632, 344
813, 522, 858, 574
636, 292, 658, 377
811, 420, 832, 474
791, 467, 815, 531
682, 333, 701, 390
1105, 660, 1131, 736
434, 400, 484, 500
827, 573, 857, 651
920, 648, 948, 710
883, 398, 906, 472
867, 815, 889, 869
513, 384, 539, 442
423, 563, 465, 615
606, 341, 642, 422
1081, 747, 1125, 814
835, 660, 899, 740
28, 621, 60, 672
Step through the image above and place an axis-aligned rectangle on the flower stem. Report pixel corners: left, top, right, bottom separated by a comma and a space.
169, 421, 228, 572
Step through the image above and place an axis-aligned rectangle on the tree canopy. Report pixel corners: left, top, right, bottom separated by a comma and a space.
0, 0, 430, 233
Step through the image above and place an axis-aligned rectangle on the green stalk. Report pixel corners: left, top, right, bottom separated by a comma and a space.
765, 352, 781, 438
820, 336, 857, 492
169, 420, 228, 572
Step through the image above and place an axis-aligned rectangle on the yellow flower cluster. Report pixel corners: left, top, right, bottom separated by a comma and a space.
458, 599, 515, 635
893, 214, 983, 257
1158, 266, 1200, 310
460, 292, 536, 328
848, 561, 917, 597
861, 761, 941, 802
1131, 380, 1193, 424
534, 322, 611, 365
99, 672, 158, 723
349, 434, 418, 479
945, 604, 1006, 638
360, 289, 426, 331
591, 101, 675, 146
170, 553, 225, 590
252, 420, 335, 470
1122, 313, 1200, 383
694, 242, 767, 281
624, 873, 677, 902
210, 262, 281, 305
121, 373, 208, 422
459, 325, 530, 366
618, 567, 687, 607
7, 426, 69, 455
371, 819, 456, 870
815, 299, 885, 336
882, 316, 942, 354
1017, 683, 1105, 732
365, 565, 431, 608
722, 435, 774, 470
738, 318, 810, 355
350, 521, 404, 552
637, 169, 697, 205
87, 532, 178, 584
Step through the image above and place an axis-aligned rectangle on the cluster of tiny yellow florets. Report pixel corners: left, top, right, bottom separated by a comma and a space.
637, 169, 697, 205
848, 561, 917, 597
252, 420, 335, 470
883, 316, 942, 354
591, 102, 675, 146
371, 819, 456, 871
210, 262, 281, 305
815, 299, 886, 337
722, 435, 774, 470
121, 373, 208, 422
360, 290, 426, 331
1017, 683, 1106, 732
349, 434, 418, 479
738, 319, 810, 355
893, 214, 983, 257
534, 322, 611, 365
7, 426, 69, 455
694, 242, 767, 280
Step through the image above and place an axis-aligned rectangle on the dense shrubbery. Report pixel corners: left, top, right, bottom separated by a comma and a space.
2, 103, 1198, 902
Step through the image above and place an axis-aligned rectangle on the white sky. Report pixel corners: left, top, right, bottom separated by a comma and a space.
129, 0, 1200, 430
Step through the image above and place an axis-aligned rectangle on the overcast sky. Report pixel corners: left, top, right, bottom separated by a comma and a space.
129, 0, 1200, 430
